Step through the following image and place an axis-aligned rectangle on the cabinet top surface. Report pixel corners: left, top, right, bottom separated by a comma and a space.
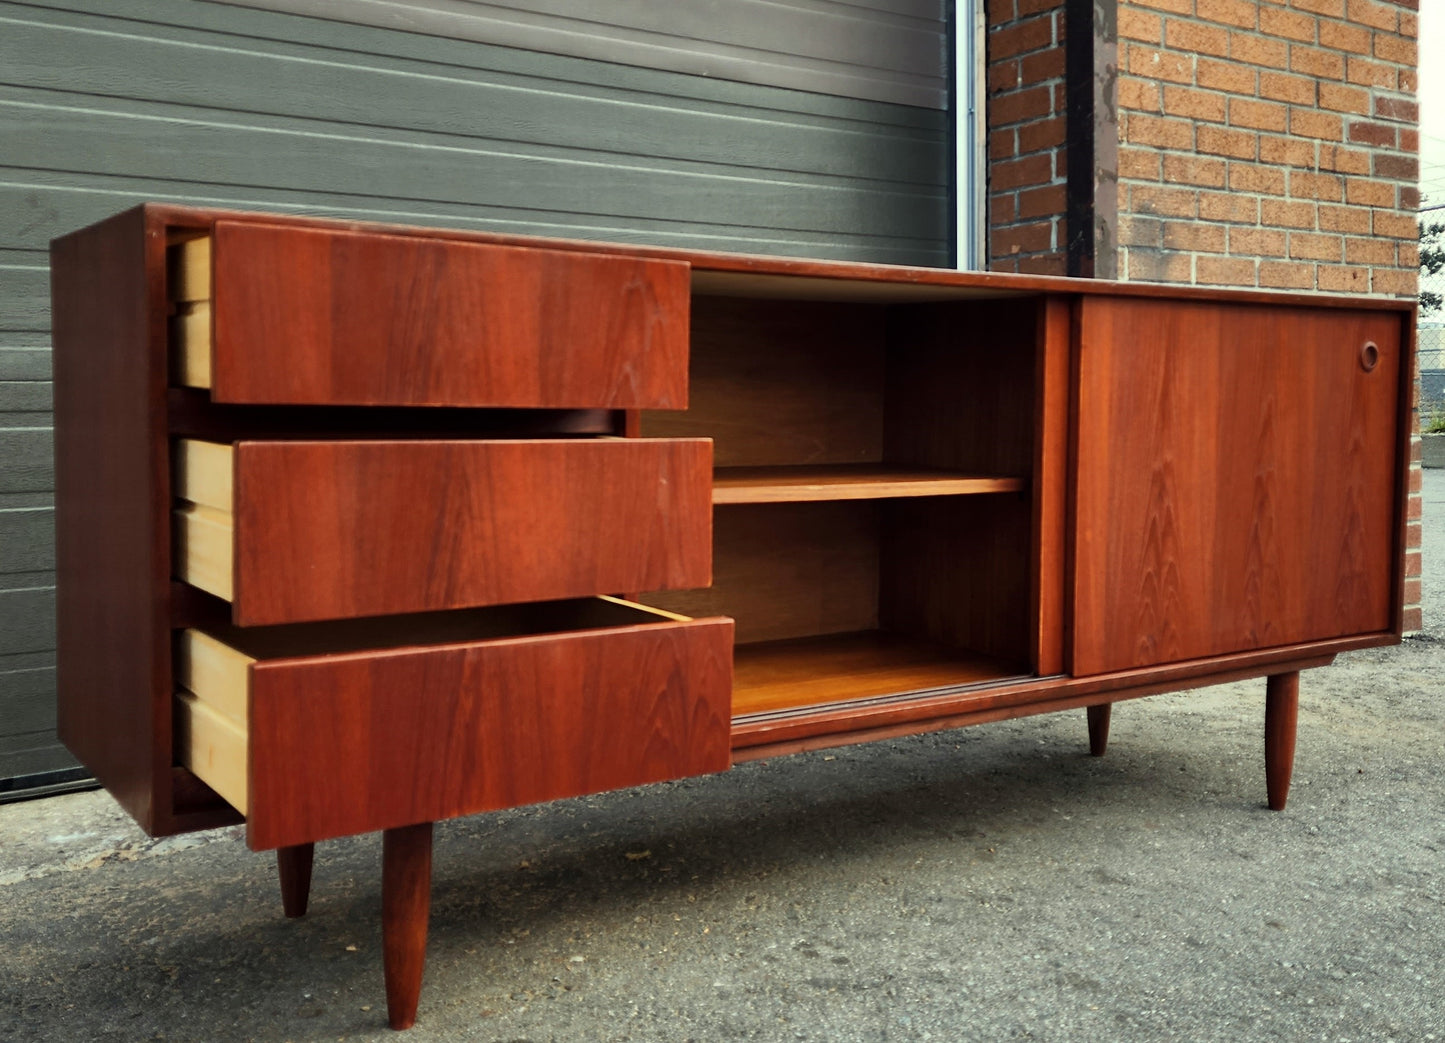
62, 203, 1416, 314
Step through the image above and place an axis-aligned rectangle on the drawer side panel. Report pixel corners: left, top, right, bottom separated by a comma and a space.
244, 617, 733, 849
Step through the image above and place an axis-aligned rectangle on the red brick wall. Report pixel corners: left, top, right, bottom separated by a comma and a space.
986, 0, 1068, 274
1115, 0, 1419, 297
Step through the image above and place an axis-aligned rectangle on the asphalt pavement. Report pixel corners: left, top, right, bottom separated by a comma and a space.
3, 470, 1442, 1043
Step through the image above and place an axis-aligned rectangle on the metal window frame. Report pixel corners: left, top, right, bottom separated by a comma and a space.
955, 0, 985, 270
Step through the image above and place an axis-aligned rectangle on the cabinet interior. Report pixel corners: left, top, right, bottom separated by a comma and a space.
642, 291, 1042, 717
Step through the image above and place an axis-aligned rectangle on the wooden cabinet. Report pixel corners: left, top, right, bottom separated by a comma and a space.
52, 206, 1413, 1030
1071, 298, 1403, 675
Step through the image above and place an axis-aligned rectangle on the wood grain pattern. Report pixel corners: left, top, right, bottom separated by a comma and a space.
383, 823, 433, 1031
732, 631, 1023, 717
880, 495, 1033, 670
173, 687, 248, 812
1264, 671, 1299, 811
244, 614, 733, 849
50, 204, 1413, 866
883, 300, 1038, 476
1033, 296, 1070, 677
172, 502, 233, 602
169, 303, 211, 387
208, 222, 690, 408
643, 502, 881, 645
1086, 704, 1111, 756
167, 236, 210, 303
167, 391, 619, 443
222, 438, 711, 626
732, 653, 1336, 762
137, 202, 1416, 314
277, 843, 314, 918
51, 208, 163, 832
711, 465, 1024, 503
731, 644, 1348, 752
1072, 299, 1403, 676
641, 296, 887, 466
52, 207, 238, 837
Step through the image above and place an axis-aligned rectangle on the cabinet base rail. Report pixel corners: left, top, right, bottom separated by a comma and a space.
273, 672, 1302, 1030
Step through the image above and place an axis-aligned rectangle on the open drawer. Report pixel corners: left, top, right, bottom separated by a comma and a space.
175, 597, 734, 849
168, 222, 690, 408
172, 437, 712, 625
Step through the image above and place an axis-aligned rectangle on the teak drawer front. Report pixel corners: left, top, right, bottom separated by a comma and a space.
173, 438, 712, 625
1071, 298, 1403, 675
173, 599, 734, 850
170, 222, 690, 408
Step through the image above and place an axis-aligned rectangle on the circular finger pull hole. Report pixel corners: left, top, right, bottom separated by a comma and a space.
1360, 341, 1379, 372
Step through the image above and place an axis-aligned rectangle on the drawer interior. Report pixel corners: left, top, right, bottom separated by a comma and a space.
174, 596, 699, 817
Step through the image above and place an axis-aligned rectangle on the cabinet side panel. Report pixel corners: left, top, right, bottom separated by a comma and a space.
51, 208, 167, 832
1072, 298, 1401, 675
246, 618, 734, 849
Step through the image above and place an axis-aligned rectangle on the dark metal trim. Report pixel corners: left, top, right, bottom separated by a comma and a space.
1065, 0, 1118, 279
1065, 0, 1095, 277
0, 766, 97, 804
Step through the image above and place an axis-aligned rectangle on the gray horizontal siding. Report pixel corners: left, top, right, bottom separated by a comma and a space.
3, 2, 949, 257
0, 430, 52, 495
2, 659, 58, 733
1, 93, 944, 245
224, 0, 949, 108
0, 350, 51, 381
0, 653, 71, 778
0, 509, 53, 574
0, 0, 949, 785
0, 588, 55, 657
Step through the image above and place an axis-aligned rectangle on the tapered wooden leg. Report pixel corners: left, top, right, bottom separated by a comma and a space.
1265, 672, 1300, 811
277, 843, 315, 918
1086, 704, 1112, 756
382, 822, 434, 1031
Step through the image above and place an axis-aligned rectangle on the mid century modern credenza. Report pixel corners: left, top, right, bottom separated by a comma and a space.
52, 205, 1414, 1029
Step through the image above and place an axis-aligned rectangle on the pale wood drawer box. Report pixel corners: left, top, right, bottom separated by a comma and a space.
171, 436, 713, 626
173, 597, 734, 850
168, 222, 691, 408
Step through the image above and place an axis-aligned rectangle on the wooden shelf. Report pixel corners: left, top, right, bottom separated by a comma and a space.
731, 631, 1027, 718
712, 465, 1026, 504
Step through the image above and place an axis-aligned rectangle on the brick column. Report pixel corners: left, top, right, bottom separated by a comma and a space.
986, 0, 1069, 274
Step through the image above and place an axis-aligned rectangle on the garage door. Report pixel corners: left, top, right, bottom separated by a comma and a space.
0, 0, 955, 793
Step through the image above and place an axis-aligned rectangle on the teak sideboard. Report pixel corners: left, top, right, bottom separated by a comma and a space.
52, 205, 1414, 1029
